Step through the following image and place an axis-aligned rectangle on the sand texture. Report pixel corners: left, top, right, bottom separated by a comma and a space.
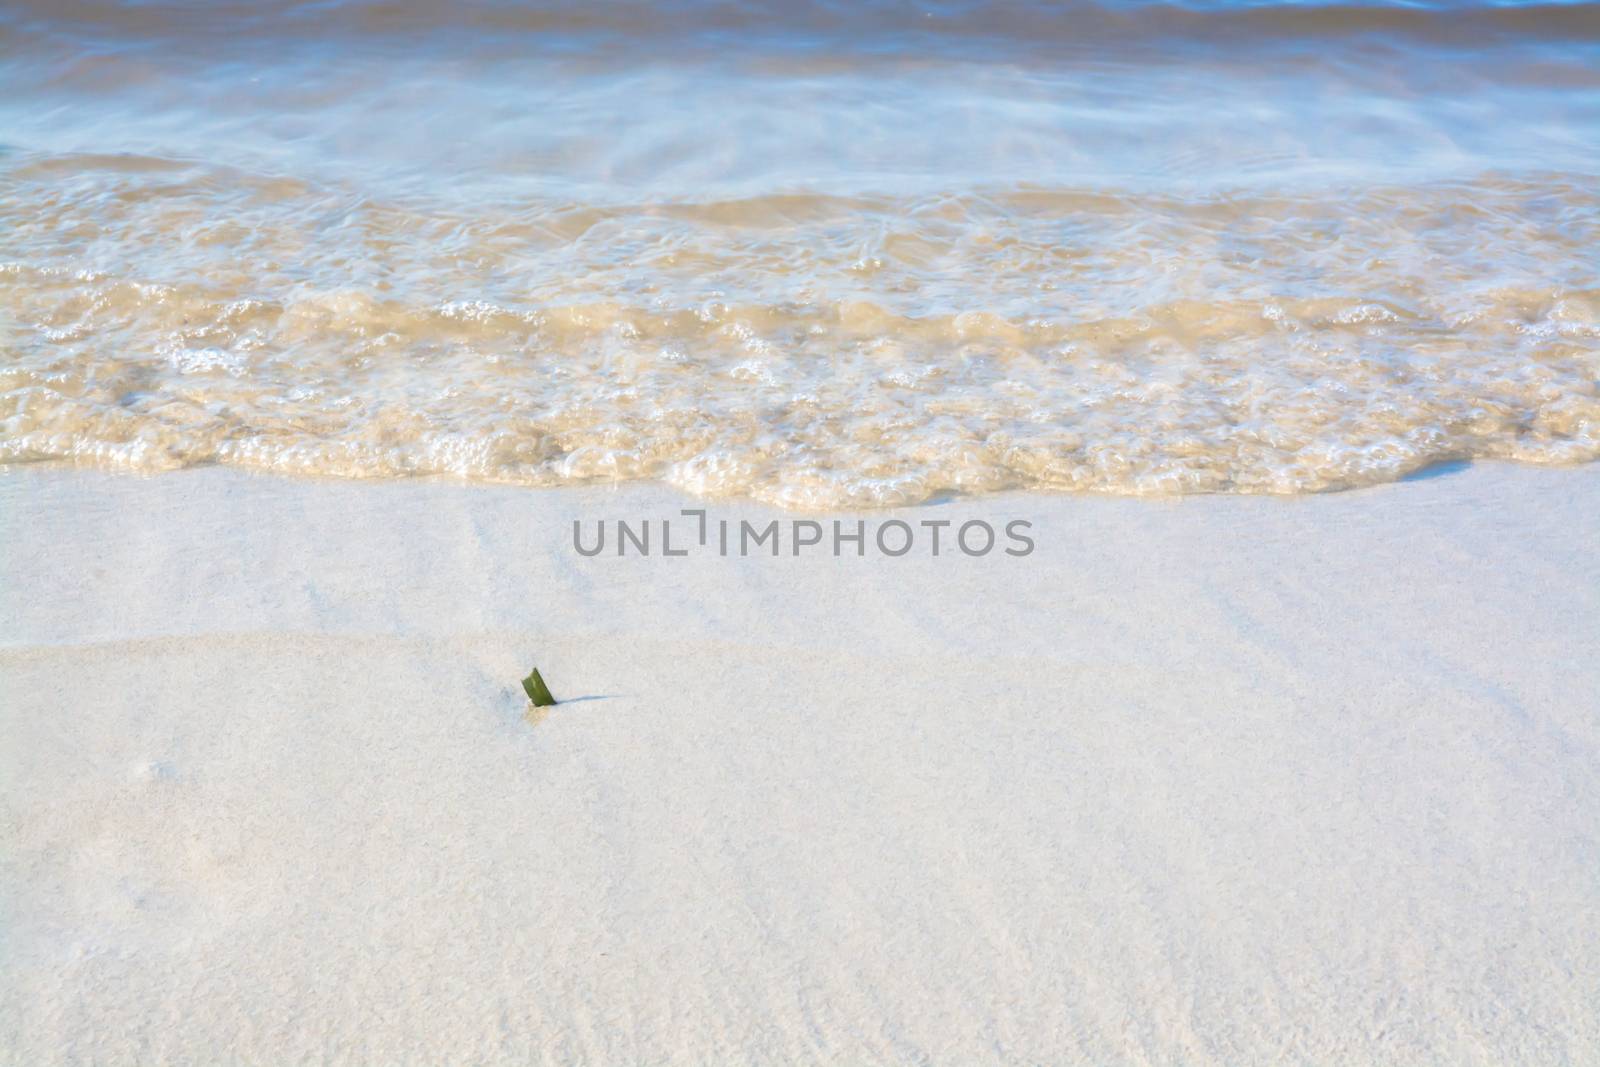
2, 464, 1598, 1064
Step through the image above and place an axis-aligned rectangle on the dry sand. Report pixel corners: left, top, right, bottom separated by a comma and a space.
2, 464, 1598, 1065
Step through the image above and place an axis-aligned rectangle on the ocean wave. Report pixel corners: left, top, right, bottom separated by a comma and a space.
3, 154, 1597, 507
6, 0, 1599, 53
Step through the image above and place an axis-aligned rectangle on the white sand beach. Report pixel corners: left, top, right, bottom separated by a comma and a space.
2, 462, 1597, 1064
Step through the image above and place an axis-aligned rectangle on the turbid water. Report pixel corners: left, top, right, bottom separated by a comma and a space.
2, 1, 1596, 506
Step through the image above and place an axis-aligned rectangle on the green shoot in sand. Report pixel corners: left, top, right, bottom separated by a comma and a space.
522, 668, 557, 708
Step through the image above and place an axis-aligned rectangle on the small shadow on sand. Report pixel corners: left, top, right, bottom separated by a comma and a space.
523, 694, 621, 728
1402, 459, 1472, 482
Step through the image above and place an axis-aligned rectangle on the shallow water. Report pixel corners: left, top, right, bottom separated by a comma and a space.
2, 1, 1597, 506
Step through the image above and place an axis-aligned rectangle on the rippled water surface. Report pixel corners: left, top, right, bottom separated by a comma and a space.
2, 0, 1597, 505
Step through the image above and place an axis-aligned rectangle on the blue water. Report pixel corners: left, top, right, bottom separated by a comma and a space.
1, 1, 1596, 504
2, 0, 1596, 202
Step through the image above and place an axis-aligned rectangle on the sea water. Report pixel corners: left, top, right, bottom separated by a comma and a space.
1, 0, 1596, 506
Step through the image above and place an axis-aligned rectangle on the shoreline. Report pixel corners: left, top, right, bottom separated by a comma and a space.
4, 463, 1598, 1063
